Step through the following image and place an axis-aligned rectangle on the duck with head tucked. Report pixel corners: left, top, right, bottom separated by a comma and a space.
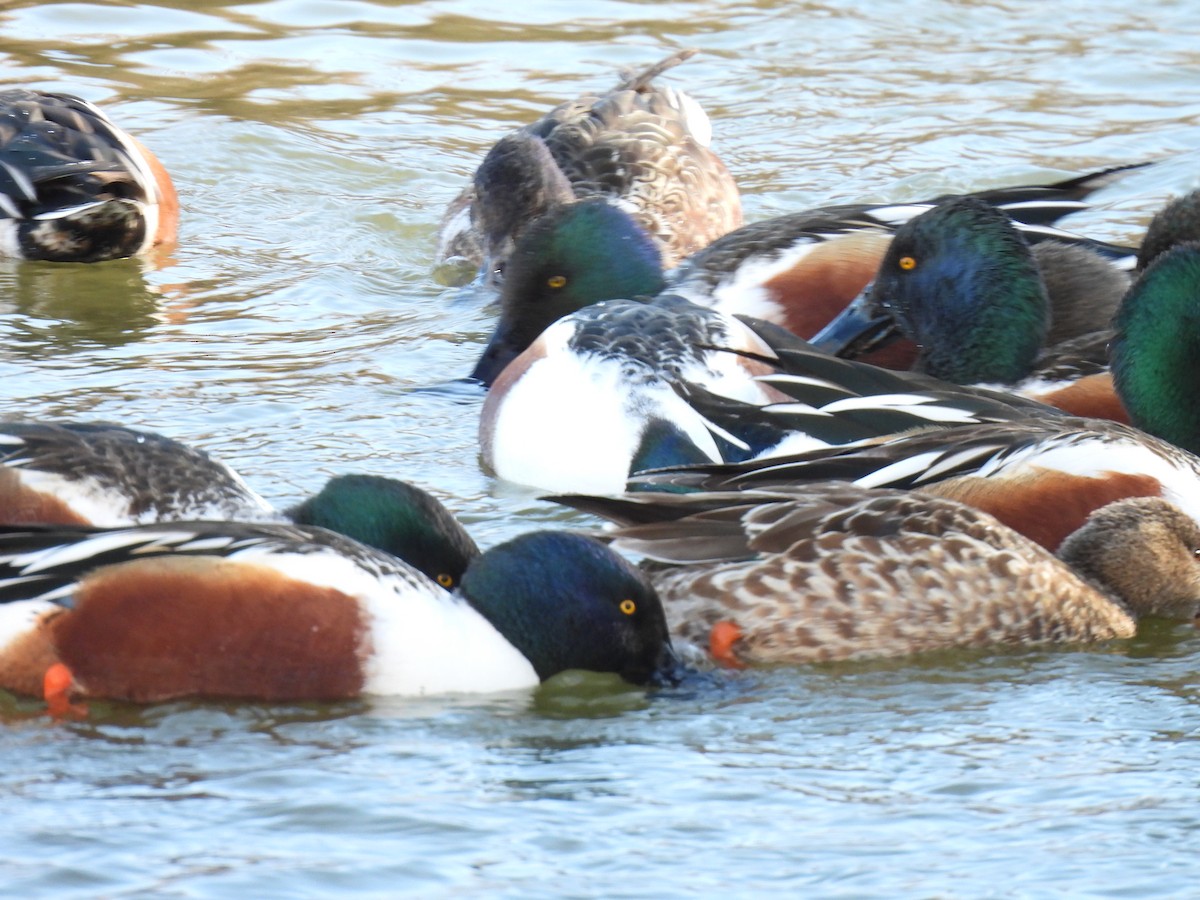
0, 89, 178, 262
471, 197, 1083, 494
0, 421, 479, 589
0, 521, 680, 711
436, 48, 742, 284
555, 484, 1200, 667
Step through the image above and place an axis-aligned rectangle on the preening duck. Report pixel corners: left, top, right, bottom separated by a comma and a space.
436, 48, 741, 282
0, 89, 178, 262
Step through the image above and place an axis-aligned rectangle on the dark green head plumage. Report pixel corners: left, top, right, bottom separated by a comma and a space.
470, 199, 666, 386
460, 530, 678, 685
1111, 242, 1200, 455
867, 196, 1050, 384
288, 475, 480, 589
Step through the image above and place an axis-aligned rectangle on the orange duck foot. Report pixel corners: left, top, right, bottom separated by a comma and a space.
709, 621, 746, 669
43, 663, 88, 719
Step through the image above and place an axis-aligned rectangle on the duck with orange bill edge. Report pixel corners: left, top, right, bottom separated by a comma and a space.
552, 484, 1200, 667
0, 522, 683, 713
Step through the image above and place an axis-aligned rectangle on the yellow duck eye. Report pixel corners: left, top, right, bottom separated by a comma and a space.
898, 256, 917, 271
436, 573, 454, 588
619, 599, 637, 615
547, 274, 567, 289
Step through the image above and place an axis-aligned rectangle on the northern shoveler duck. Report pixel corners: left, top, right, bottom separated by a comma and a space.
468, 169, 1141, 386
0, 523, 679, 709
478, 297, 1060, 494
811, 190, 1200, 424
626, 406, 1200, 555
663, 165, 1140, 363
479, 294, 790, 494
555, 485, 1200, 666
0, 89, 178, 262
0, 421, 479, 588
435, 48, 741, 283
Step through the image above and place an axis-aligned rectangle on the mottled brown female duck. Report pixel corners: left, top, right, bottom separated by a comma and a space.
560, 484, 1200, 666
436, 48, 741, 283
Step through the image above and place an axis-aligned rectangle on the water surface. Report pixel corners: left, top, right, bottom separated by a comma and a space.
2, 0, 1200, 895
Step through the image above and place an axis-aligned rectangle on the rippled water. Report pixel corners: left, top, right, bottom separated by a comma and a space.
2, 0, 1200, 895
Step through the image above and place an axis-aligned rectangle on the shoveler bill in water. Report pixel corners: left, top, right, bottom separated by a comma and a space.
555, 484, 1200, 666
0, 523, 680, 710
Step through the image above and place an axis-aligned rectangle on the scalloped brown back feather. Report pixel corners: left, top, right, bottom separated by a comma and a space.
437, 49, 741, 274
600, 486, 1200, 665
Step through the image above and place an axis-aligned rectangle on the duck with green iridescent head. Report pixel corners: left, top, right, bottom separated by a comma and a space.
0, 421, 479, 589
472, 200, 1071, 495
811, 190, 1200, 427
469, 168, 1141, 390
0, 521, 681, 712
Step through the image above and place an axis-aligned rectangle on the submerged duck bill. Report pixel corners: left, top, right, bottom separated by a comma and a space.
469, 326, 521, 387
639, 641, 687, 688
808, 289, 901, 359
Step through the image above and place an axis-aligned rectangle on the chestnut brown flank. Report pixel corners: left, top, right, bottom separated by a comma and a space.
130, 136, 179, 248
1037, 373, 1130, 424
0, 468, 93, 525
929, 470, 1163, 551
762, 231, 918, 369
50, 556, 368, 702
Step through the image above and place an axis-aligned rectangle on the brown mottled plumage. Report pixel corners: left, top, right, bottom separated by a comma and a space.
559, 486, 1200, 666
435, 49, 741, 279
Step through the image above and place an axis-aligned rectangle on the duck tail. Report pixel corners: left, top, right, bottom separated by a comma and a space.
617, 48, 700, 92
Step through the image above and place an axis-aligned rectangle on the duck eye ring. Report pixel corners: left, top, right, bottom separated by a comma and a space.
547, 274, 567, 289
619, 599, 637, 615
436, 573, 455, 588
898, 256, 917, 271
